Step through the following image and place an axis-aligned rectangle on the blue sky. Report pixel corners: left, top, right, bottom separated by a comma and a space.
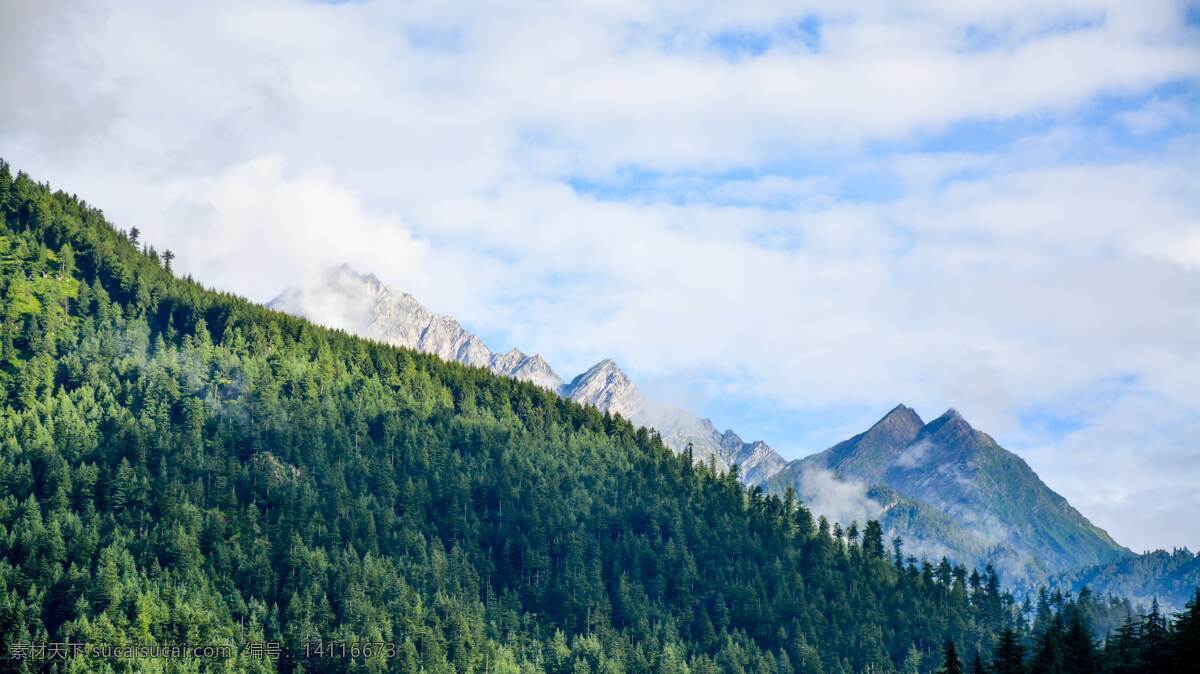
1, 0, 1198, 552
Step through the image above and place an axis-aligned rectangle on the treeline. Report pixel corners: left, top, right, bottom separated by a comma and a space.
1063, 548, 1200, 613
0, 159, 1192, 673
932, 588, 1199, 673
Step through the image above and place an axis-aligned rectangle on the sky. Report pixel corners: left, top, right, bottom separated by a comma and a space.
1, 0, 1198, 552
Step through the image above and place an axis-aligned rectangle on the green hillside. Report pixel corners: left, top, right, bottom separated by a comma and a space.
1062, 549, 1200, 612
0, 161, 1017, 672
0, 160, 1194, 673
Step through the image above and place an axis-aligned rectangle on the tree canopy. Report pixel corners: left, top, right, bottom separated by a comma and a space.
0, 160, 1194, 672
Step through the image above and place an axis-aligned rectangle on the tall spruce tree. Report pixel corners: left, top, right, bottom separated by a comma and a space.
992, 628, 1027, 674
1062, 611, 1097, 674
1106, 613, 1142, 674
939, 639, 964, 674
1168, 589, 1200, 673
1030, 614, 1065, 674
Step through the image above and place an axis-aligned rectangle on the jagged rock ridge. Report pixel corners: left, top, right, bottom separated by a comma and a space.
270, 265, 564, 391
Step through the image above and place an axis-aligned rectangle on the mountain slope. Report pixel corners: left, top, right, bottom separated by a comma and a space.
0, 160, 1014, 673
1062, 548, 1200, 611
559, 358, 785, 475
769, 406, 1129, 585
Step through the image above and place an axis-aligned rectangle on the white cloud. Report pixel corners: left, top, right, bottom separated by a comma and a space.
155, 156, 433, 298
1021, 389, 1200, 553
1119, 97, 1197, 135
894, 439, 933, 469
797, 468, 884, 528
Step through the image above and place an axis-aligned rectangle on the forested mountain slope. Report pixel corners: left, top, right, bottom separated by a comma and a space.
0, 162, 1023, 671
1062, 549, 1200, 612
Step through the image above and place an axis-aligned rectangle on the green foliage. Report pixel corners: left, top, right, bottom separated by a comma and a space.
938, 639, 963, 674
940, 585, 1200, 674
0, 159, 1189, 673
990, 629, 1025, 674
1063, 547, 1200, 612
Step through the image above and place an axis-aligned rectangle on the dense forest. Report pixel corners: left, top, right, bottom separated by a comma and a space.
0, 160, 1195, 672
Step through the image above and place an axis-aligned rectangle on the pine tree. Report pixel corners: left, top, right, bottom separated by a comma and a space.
940, 639, 964, 674
1144, 598, 1169, 672
863, 520, 885, 559
1062, 611, 1097, 674
1168, 589, 1200, 673
1106, 613, 1141, 674
1030, 614, 1064, 674
902, 643, 922, 674
991, 628, 1026, 674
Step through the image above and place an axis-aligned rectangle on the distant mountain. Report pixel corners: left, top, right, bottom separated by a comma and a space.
768, 405, 1130, 585
719, 431, 789, 485
270, 265, 564, 390
1061, 548, 1200, 611
559, 359, 787, 478
270, 265, 789, 476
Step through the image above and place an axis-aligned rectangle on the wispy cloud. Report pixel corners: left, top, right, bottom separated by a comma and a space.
798, 468, 884, 528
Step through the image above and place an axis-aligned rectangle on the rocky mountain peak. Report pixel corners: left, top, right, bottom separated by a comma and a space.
563, 359, 640, 417
592, 358, 622, 376
319, 263, 389, 302
572, 359, 633, 389
854, 404, 926, 453
923, 408, 975, 442
491, 350, 564, 391
875, 404, 925, 435
270, 265, 563, 389
770, 402, 1128, 587
793, 404, 927, 486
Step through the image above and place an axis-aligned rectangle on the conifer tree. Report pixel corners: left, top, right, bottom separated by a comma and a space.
991, 628, 1026, 674
863, 520, 885, 559
1030, 614, 1064, 674
939, 639, 964, 674
1062, 611, 1097, 674
1168, 589, 1200, 673
902, 643, 923, 674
